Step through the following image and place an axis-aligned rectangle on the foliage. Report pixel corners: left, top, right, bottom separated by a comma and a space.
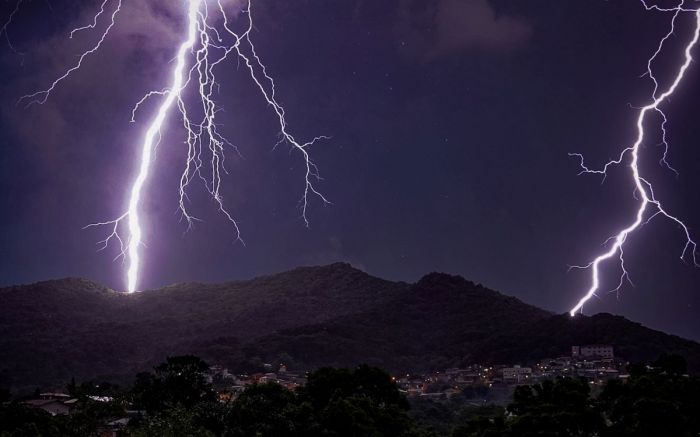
0, 402, 64, 436
0, 398, 126, 437
129, 406, 216, 437
131, 355, 216, 413
410, 396, 503, 436
596, 355, 700, 437
2, 354, 700, 436
506, 378, 603, 437
453, 355, 700, 437
218, 365, 425, 437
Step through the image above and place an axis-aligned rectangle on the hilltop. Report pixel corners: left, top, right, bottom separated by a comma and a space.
1, 263, 699, 391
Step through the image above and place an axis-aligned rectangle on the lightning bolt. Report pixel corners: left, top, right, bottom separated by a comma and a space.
19, 0, 328, 292
568, 1, 700, 316
1, 0, 24, 55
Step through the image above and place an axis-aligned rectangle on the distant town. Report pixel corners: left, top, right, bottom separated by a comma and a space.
210, 344, 624, 405
22, 343, 625, 419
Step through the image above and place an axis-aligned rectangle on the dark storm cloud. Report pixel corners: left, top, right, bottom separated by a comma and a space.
0, 0, 249, 218
396, 0, 532, 61
1, 0, 182, 163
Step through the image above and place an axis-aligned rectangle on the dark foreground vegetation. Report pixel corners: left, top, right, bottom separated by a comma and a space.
0, 354, 699, 436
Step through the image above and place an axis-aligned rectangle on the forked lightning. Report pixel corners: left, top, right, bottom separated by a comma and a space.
568, 0, 700, 315
14, 0, 328, 292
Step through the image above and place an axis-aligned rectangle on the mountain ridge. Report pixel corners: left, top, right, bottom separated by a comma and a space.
1, 263, 698, 392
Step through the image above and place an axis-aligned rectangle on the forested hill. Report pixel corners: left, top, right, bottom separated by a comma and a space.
1, 263, 699, 392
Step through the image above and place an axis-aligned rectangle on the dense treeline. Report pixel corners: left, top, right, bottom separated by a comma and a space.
453, 355, 700, 437
0, 355, 698, 436
0, 356, 426, 437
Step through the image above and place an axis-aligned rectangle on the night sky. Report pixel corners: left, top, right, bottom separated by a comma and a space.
2, 0, 700, 341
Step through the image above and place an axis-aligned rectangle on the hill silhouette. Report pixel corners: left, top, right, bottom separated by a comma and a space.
247, 271, 700, 372
1, 263, 699, 391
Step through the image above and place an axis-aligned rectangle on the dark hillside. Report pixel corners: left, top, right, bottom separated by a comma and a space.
244, 274, 700, 373
1, 265, 699, 392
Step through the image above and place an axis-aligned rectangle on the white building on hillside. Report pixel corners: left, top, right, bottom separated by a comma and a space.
502, 365, 532, 383
572, 345, 614, 359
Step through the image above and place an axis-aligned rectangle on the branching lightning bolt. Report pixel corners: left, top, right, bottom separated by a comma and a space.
568, 1, 700, 316
1, 0, 24, 55
18, 0, 328, 292
19, 0, 123, 106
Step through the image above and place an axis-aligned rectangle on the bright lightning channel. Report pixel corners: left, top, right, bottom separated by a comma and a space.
19, 0, 328, 292
568, 1, 700, 316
